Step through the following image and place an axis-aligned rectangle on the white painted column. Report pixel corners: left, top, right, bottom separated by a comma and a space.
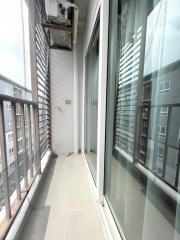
96, 0, 109, 203
74, 41, 79, 154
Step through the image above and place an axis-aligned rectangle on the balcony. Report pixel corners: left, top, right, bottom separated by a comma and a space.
16, 154, 105, 240
0, 88, 106, 239
1, 0, 180, 240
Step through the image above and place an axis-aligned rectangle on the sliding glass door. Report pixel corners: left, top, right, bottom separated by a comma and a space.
104, 0, 180, 239
85, 18, 99, 182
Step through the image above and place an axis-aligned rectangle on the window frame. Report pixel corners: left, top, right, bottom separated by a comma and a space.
159, 80, 171, 94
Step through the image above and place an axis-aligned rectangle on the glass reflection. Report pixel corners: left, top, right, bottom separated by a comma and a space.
105, 0, 180, 239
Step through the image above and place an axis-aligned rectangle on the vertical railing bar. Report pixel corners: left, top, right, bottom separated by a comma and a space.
0, 100, 11, 219
32, 106, 37, 172
35, 106, 41, 173
27, 104, 33, 178
162, 106, 171, 179
21, 103, 28, 189
11, 102, 21, 201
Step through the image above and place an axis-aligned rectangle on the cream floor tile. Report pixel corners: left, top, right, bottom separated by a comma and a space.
45, 207, 105, 240
45, 163, 89, 205
46, 186, 95, 214
44, 211, 67, 240
44, 154, 106, 240
64, 208, 105, 240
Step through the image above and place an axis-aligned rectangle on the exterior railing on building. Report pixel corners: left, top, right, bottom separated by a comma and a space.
0, 94, 50, 236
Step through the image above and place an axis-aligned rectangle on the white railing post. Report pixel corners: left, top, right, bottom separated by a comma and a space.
21, 103, 28, 189
11, 103, 21, 201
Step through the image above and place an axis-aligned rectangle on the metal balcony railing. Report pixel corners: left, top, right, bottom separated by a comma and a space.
0, 94, 49, 229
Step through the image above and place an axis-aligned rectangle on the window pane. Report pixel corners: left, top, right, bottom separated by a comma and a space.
105, 0, 180, 239
85, 19, 99, 182
0, 0, 32, 100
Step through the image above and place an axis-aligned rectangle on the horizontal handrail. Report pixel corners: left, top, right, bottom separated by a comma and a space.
0, 75, 32, 94
0, 94, 38, 106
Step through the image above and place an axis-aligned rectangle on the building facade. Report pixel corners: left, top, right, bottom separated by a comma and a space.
0, 77, 32, 208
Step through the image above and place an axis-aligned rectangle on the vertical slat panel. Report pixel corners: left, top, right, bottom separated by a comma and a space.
35, 106, 41, 173
32, 106, 41, 173
11, 103, 21, 201
0, 101, 11, 219
35, 16, 51, 159
21, 104, 28, 189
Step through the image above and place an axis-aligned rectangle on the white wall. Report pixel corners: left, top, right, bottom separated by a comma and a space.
50, 49, 74, 155
49, 0, 101, 155
50, 32, 84, 155
49, 0, 105, 159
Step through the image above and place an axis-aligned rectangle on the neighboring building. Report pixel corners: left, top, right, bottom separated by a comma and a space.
139, 61, 180, 189
0, 76, 32, 203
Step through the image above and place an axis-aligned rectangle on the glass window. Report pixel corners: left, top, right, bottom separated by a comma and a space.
158, 125, 166, 137
0, 0, 32, 100
104, 0, 180, 239
6, 103, 12, 110
85, 17, 100, 182
158, 144, 165, 158
9, 148, 14, 156
8, 135, 10, 141
8, 118, 12, 126
8, 133, 13, 141
159, 80, 171, 93
160, 107, 168, 116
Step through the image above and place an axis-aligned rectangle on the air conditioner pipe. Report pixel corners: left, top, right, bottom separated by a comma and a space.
73, 8, 79, 44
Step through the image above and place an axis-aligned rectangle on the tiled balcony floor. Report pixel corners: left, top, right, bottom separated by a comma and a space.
17, 154, 106, 240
